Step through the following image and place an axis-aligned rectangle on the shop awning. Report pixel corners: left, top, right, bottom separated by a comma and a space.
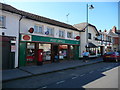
85, 43, 98, 48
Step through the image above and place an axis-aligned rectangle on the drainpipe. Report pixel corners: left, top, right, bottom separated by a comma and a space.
17, 15, 24, 68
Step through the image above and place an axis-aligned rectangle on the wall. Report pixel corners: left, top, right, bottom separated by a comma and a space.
1, 10, 20, 68
88, 26, 99, 45
80, 32, 86, 57
80, 26, 99, 57
20, 18, 80, 41
1, 10, 80, 68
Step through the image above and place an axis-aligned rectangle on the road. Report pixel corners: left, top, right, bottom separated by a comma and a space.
2, 61, 120, 89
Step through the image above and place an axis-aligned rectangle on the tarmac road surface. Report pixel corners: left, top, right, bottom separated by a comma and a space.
2, 62, 120, 89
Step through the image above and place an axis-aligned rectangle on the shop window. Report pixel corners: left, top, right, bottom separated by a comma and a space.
39, 44, 51, 61
0, 16, 6, 28
67, 32, 73, 38
26, 43, 35, 63
97, 47, 101, 54
88, 33, 91, 39
34, 25, 43, 34
59, 30, 65, 38
59, 45, 68, 59
27, 43, 35, 49
46, 27, 54, 36
89, 48, 96, 55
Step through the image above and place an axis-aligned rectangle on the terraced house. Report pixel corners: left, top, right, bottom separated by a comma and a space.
97, 29, 113, 55
73, 23, 100, 58
0, 3, 81, 69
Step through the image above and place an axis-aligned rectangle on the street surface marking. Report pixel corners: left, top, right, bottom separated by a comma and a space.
42, 86, 47, 88
71, 74, 79, 76
80, 74, 85, 76
89, 71, 94, 74
105, 67, 111, 70
72, 76, 78, 79
56, 80, 65, 84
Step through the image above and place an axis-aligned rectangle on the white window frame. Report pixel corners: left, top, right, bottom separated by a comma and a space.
34, 25, 43, 34
46, 27, 54, 36
59, 30, 65, 38
67, 31, 73, 38
0, 16, 6, 28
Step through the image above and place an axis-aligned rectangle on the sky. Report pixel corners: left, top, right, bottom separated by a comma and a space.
1, 0, 119, 31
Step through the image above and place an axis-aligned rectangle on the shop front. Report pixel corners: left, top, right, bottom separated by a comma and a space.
19, 35, 80, 66
85, 43, 98, 57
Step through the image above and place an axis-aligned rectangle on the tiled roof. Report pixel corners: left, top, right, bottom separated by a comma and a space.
0, 3, 80, 32
73, 22, 99, 35
108, 30, 119, 37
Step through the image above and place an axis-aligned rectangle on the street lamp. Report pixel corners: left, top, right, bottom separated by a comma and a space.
86, 4, 94, 50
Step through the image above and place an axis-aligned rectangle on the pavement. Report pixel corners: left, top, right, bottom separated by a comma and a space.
83, 66, 119, 88
2, 57, 103, 82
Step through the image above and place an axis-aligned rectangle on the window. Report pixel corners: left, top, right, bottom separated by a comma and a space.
0, 16, 6, 28
67, 32, 72, 38
59, 30, 64, 38
34, 25, 43, 34
46, 27, 54, 36
88, 33, 91, 39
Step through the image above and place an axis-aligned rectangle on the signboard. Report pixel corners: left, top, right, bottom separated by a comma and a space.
11, 45, 16, 52
21, 35, 31, 41
20, 35, 80, 45
32, 35, 80, 45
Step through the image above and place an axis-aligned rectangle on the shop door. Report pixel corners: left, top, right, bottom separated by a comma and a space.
100, 46, 104, 56
26, 43, 35, 65
2, 41, 10, 69
53, 44, 59, 62
70, 45, 74, 60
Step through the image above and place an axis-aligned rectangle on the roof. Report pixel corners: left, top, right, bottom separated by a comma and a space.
0, 3, 80, 32
108, 29, 118, 37
73, 22, 99, 35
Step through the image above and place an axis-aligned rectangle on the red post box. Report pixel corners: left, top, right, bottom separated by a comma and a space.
37, 49, 43, 65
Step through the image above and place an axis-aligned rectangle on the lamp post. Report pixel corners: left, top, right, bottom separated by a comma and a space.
18, 15, 26, 68
86, 4, 94, 50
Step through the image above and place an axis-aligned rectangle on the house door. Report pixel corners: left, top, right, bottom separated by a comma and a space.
2, 41, 15, 69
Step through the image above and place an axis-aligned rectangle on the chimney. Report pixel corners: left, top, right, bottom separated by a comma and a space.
104, 29, 107, 32
112, 26, 117, 33
99, 30, 101, 32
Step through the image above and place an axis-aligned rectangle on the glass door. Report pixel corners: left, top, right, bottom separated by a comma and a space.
26, 43, 35, 65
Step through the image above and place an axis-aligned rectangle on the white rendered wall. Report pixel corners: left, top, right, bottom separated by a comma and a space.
80, 26, 99, 57
20, 18, 80, 41
1, 10, 21, 68
80, 32, 86, 57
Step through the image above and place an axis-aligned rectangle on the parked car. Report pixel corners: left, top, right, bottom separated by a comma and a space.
117, 51, 120, 61
103, 52, 120, 62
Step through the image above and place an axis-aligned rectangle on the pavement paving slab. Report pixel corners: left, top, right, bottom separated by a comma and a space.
2, 69, 32, 81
